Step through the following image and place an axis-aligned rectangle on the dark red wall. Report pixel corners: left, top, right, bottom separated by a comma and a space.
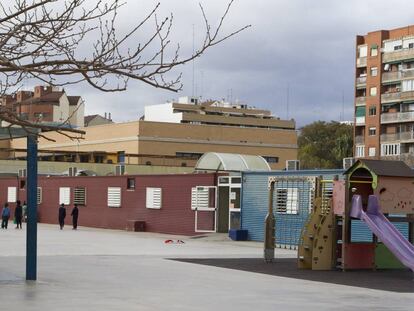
0, 173, 218, 235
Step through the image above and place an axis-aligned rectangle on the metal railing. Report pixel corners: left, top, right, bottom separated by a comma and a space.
357, 57, 367, 67
381, 111, 414, 123
354, 136, 364, 144
382, 70, 414, 83
356, 76, 367, 85
355, 96, 366, 106
383, 48, 414, 63
381, 131, 414, 142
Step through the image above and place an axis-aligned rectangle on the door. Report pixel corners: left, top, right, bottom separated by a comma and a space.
229, 186, 241, 230
193, 186, 217, 233
217, 186, 229, 233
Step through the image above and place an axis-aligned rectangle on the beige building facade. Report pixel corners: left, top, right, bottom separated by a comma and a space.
9, 119, 297, 170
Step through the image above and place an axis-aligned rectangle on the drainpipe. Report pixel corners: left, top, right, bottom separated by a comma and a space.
264, 177, 276, 263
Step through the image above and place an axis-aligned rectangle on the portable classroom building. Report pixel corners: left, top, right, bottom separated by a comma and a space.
0, 173, 220, 235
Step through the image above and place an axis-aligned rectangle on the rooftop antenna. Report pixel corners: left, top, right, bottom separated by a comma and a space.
192, 24, 195, 98
286, 83, 290, 119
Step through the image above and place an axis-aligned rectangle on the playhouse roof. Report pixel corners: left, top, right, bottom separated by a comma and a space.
345, 159, 414, 178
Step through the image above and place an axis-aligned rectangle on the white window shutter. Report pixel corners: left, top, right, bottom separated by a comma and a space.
146, 188, 162, 209
7, 187, 17, 203
107, 187, 121, 207
59, 187, 70, 205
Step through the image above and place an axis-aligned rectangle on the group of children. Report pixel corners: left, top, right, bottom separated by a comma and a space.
1, 200, 25, 229
1, 201, 79, 230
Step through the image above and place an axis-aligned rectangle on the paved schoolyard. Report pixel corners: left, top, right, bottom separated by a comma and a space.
0, 224, 413, 311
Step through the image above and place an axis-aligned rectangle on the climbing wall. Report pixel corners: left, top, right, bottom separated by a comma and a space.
298, 183, 335, 270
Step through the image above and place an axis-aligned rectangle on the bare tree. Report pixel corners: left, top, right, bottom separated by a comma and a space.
0, 0, 249, 136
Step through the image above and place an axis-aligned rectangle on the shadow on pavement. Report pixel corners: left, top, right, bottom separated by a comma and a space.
169, 257, 414, 293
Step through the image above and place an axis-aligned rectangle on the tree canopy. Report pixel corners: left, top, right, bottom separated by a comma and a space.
298, 121, 353, 169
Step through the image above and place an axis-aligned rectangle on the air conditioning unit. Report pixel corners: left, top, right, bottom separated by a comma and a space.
115, 165, 125, 176
18, 168, 27, 177
68, 167, 78, 177
343, 157, 356, 170
286, 160, 300, 171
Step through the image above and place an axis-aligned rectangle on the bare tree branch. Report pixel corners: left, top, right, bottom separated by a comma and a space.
0, 0, 250, 134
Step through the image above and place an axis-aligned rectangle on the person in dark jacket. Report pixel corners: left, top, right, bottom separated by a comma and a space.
15, 200, 23, 229
71, 204, 79, 230
1, 203, 10, 229
58, 203, 66, 230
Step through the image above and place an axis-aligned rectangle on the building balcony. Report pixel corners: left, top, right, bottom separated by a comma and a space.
381, 131, 414, 143
355, 96, 366, 106
381, 111, 414, 124
355, 116, 365, 125
354, 135, 365, 144
356, 57, 367, 68
356, 76, 367, 88
382, 48, 414, 63
381, 90, 414, 104
382, 70, 414, 83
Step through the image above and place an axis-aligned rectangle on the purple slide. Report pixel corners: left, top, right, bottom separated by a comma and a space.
351, 195, 414, 272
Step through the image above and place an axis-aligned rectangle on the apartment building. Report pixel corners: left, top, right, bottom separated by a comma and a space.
7, 98, 297, 170
0, 85, 84, 127
354, 25, 414, 165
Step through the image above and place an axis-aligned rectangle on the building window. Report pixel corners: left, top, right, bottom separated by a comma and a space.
275, 188, 299, 214
176, 152, 203, 159
369, 106, 376, 116
108, 187, 121, 208
191, 186, 209, 210
368, 147, 376, 157
355, 145, 365, 158
369, 127, 376, 136
402, 79, 414, 92
59, 187, 70, 205
127, 178, 135, 190
20, 179, 26, 189
409, 43, 414, 49
370, 45, 378, 57
381, 143, 400, 156
394, 45, 403, 51
146, 188, 162, 209
358, 45, 367, 58
7, 187, 17, 203
37, 187, 42, 204
370, 87, 377, 96
370, 67, 378, 77
262, 156, 279, 163
74, 187, 86, 205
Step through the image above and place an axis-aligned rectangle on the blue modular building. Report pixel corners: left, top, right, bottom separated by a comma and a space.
240, 169, 409, 248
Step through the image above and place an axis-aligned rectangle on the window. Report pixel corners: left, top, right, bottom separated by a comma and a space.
74, 187, 86, 205
355, 145, 365, 158
409, 43, 414, 49
402, 79, 414, 92
369, 127, 376, 136
37, 187, 42, 205
191, 187, 209, 210
369, 106, 377, 116
59, 187, 70, 205
370, 45, 378, 56
20, 180, 26, 189
127, 178, 135, 190
358, 45, 367, 58
370, 87, 377, 96
262, 156, 279, 163
370, 67, 378, 77
7, 187, 17, 203
394, 45, 403, 51
381, 143, 401, 156
176, 152, 203, 159
146, 188, 162, 209
107, 187, 121, 208
368, 147, 376, 157
275, 188, 299, 214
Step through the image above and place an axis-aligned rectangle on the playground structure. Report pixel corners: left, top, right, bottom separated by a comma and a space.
297, 159, 414, 271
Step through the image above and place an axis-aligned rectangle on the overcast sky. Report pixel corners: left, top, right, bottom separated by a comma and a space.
30, 0, 414, 127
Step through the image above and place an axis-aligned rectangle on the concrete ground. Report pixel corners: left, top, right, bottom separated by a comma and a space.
0, 224, 413, 311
